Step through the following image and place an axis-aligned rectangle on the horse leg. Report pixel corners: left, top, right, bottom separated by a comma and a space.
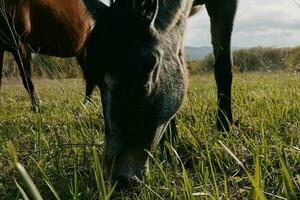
206, 0, 238, 131
76, 51, 96, 104
14, 47, 40, 112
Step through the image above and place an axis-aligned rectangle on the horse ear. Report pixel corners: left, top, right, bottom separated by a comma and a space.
133, 0, 159, 32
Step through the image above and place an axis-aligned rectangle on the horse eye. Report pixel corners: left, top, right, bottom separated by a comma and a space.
135, 84, 150, 98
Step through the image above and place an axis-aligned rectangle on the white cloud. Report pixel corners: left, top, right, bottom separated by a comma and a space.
185, 0, 300, 47
100, 0, 300, 47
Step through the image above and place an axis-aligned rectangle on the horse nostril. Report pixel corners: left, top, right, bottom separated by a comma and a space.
114, 175, 131, 190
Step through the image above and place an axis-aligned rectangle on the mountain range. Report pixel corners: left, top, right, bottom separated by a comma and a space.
185, 46, 240, 60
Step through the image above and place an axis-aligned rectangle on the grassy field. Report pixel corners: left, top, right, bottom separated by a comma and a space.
0, 73, 299, 199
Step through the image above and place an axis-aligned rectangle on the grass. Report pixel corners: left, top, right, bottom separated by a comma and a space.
0, 72, 299, 199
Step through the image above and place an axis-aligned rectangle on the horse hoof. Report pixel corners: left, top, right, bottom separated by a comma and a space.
216, 120, 232, 133
31, 105, 40, 113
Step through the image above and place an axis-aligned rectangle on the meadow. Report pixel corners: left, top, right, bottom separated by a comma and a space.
0, 72, 299, 199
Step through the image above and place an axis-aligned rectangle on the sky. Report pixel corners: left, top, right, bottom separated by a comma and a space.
101, 0, 300, 47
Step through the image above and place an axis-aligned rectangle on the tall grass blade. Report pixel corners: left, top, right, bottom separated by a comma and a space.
73, 164, 79, 200
253, 148, 263, 200
224, 175, 229, 200
219, 141, 266, 200
166, 143, 195, 200
93, 147, 107, 199
92, 146, 116, 200
145, 149, 169, 184
182, 167, 195, 200
279, 155, 296, 199
205, 139, 219, 198
7, 143, 43, 200
31, 158, 61, 200
6, 142, 18, 166
133, 176, 165, 200
14, 178, 30, 200
14, 163, 43, 200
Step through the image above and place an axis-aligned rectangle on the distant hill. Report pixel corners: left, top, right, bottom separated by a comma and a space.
185, 46, 240, 60
185, 46, 212, 60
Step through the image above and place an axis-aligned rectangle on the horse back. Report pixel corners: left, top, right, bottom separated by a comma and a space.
5, 0, 95, 57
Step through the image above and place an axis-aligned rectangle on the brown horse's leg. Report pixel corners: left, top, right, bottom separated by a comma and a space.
76, 51, 96, 104
14, 47, 40, 111
206, 0, 238, 131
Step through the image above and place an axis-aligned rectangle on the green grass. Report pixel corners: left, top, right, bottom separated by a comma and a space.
0, 73, 299, 199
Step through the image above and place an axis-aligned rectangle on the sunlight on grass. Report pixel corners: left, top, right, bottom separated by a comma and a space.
1, 73, 299, 199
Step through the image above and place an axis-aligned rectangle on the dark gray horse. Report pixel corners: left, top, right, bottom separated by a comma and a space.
86, 0, 237, 188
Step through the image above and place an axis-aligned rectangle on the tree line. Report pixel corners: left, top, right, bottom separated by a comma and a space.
188, 46, 300, 74
2, 46, 299, 79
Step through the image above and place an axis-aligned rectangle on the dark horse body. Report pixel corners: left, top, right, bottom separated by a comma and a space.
0, 0, 107, 110
86, 0, 238, 188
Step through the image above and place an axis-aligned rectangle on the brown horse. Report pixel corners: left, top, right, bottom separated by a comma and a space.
0, 0, 108, 111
